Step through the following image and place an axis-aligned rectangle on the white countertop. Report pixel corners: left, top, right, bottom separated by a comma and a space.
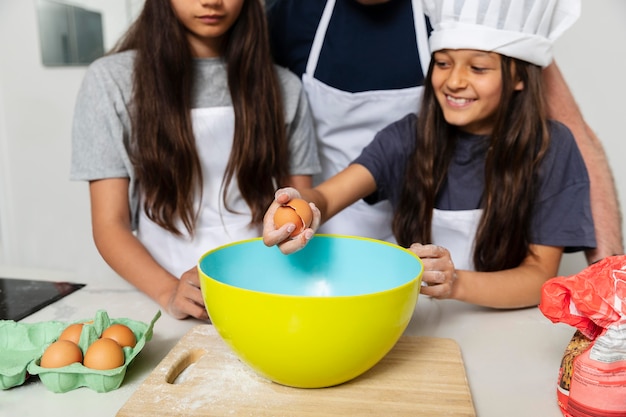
1, 266, 573, 417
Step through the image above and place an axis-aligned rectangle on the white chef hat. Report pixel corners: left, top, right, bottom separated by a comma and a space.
423, 0, 580, 67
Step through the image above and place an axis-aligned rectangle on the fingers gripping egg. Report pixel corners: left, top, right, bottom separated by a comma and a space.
273, 198, 313, 238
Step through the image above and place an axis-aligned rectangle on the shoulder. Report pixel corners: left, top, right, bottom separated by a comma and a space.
274, 64, 303, 92
74, 51, 137, 118
378, 113, 418, 149
532, 120, 594, 250
81, 50, 136, 94
354, 113, 417, 203
548, 120, 576, 143
361, 113, 417, 161
267, 0, 326, 75
540, 120, 589, 192
385, 112, 418, 131
545, 120, 583, 163
86, 51, 135, 78
273, 64, 306, 116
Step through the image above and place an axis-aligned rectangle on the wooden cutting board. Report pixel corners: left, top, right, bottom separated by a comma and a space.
117, 325, 475, 416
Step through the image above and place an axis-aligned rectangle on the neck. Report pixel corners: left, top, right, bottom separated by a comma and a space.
187, 34, 224, 58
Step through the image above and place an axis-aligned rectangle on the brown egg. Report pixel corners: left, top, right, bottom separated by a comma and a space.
58, 323, 84, 345
84, 338, 125, 370
40, 340, 83, 368
274, 198, 313, 237
101, 323, 137, 348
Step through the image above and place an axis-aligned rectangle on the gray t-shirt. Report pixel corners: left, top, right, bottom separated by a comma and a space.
70, 50, 320, 229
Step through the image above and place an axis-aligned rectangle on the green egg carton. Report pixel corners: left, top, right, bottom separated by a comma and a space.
0, 319, 65, 389
1, 309, 160, 393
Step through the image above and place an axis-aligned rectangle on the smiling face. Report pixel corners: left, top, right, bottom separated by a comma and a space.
170, 0, 245, 57
431, 49, 523, 135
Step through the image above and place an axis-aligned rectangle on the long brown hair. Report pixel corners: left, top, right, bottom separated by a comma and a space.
112, 0, 288, 235
392, 55, 550, 271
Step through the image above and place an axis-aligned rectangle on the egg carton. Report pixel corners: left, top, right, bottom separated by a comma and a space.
0, 309, 160, 393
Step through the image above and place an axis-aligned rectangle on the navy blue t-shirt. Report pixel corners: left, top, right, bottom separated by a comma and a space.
354, 114, 596, 252
267, 0, 428, 93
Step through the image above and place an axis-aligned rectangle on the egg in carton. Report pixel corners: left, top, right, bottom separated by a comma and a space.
0, 309, 160, 393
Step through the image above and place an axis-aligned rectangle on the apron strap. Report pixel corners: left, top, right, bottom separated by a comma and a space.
306, 0, 430, 77
305, 0, 336, 75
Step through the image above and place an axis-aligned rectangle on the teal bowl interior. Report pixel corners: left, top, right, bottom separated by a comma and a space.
199, 234, 422, 296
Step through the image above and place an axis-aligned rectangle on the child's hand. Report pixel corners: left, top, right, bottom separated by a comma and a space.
263, 187, 320, 254
166, 266, 210, 320
409, 243, 457, 299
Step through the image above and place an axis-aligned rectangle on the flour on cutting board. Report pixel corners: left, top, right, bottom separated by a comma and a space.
117, 325, 476, 417
141, 326, 285, 414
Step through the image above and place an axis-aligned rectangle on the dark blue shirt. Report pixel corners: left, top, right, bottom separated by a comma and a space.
354, 114, 596, 252
267, 0, 428, 93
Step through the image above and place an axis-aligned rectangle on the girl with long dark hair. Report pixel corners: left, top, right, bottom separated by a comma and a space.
71, 0, 320, 319
262, 0, 595, 309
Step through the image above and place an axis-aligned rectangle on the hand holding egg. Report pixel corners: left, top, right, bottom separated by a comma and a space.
263, 187, 320, 254
274, 198, 313, 238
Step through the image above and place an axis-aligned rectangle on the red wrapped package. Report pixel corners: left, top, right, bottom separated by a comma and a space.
540, 255, 626, 417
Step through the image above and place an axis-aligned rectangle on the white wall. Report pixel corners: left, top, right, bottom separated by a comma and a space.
0, 1, 624, 281
0, 0, 142, 279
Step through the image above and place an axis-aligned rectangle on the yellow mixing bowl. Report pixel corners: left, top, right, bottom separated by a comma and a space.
198, 235, 423, 388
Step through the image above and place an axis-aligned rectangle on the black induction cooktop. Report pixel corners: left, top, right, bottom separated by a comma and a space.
0, 277, 86, 321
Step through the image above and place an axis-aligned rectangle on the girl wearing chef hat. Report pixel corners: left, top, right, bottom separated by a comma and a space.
263, 0, 596, 309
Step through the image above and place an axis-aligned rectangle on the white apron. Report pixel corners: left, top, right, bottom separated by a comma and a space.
137, 107, 260, 278
303, 0, 431, 243
431, 208, 483, 271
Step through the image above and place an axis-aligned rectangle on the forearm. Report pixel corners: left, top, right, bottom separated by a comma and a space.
299, 188, 333, 223
301, 164, 377, 223
449, 245, 563, 309
450, 267, 547, 309
543, 63, 624, 262
93, 223, 178, 310
88, 178, 188, 316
